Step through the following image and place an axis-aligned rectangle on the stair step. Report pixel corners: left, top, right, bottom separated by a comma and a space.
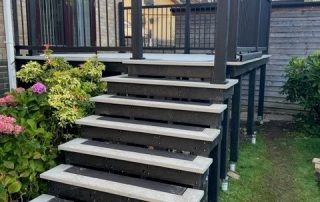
76, 115, 220, 155
41, 164, 204, 202
76, 115, 219, 142
91, 95, 226, 113
30, 194, 72, 202
91, 95, 226, 127
60, 138, 211, 186
127, 63, 213, 79
104, 75, 237, 90
105, 75, 237, 102
60, 138, 212, 174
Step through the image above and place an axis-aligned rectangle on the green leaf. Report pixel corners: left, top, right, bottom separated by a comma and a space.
3, 143, 13, 153
33, 152, 42, 159
3, 176, 15, 186
3, 161, 14, 169
7, 180, 22, 194
19, 171, 30, 178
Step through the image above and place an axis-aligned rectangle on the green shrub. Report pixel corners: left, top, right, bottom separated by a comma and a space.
282, 51, 320, 137
17, 50, 106, 129
0, 51, 106, 201
0, 89, 56, 201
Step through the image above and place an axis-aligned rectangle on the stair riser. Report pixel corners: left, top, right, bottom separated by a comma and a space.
48, 182, 142, 202
95, 103, 222, 127
128, 64, 212, 79
81, 126, 218, 156
108, 82, 233, 102
64, 152, 207, 187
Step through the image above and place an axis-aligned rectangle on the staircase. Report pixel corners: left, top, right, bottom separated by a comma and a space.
32, 61, 237, 202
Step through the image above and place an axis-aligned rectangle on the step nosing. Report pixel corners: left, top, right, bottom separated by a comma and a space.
75, 115, 220, 142
59, 138, 212, 174
104, 75, 238, 89
91, 95, 227, 113
41, 164, 204, 202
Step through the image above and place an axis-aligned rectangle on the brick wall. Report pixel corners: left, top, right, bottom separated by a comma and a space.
96, 0, 122, 47
0, 1, 9, 95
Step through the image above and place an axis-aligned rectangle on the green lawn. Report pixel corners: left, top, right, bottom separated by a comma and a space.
220, 124, 320, 202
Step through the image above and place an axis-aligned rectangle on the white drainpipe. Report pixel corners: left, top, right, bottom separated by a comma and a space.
3, 0, 17, 89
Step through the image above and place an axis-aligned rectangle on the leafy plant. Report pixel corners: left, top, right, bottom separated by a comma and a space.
0, 90, 56, 201
0, 50, 106, 201
17, 49, 106, 128
282, 51, 320, 137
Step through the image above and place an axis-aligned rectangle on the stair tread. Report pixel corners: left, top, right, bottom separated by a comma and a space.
41, 164, 204, 202
76, 115, 219, 142
59, 138, 212, 174
123, 58, 214, 66
91, 95, 227, 113
30, 194, 72, 202
104, 74, 238, 90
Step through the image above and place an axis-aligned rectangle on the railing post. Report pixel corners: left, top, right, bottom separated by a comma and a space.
118, 2, 126, 51
11, 0, 20, 55
227, 0, 239, 61
255, 0, 262, 52
26, 0, 40, 55
131, 0, 144, 59
212, 0, 231, 84
184, 0, 191, 54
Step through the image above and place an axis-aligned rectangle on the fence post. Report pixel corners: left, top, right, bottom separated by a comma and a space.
118, 2, 126, 52
184, 0, 191, 54
212, 0, 231, 84
131, 0, 144, 59
227, 0, 239, 61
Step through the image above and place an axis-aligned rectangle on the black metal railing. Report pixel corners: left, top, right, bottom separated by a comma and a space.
122, 2, 217, 54
12, 0, 272, 82
12, 0, 131, 55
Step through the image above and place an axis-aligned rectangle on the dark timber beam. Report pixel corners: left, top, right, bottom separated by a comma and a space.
213, 0, 231, 84
118, 2, 126, 51
220, 99, 230, 182
227, 0, 240, 61
258, 65, 266, 124
184, 0, 191, 54
247, 69, 257, 144
230, 76, 242, 167
208, 143, 221, 202
131, 0, 144, 59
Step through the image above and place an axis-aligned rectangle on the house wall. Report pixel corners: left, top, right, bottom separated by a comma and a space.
0, 1, 10, 95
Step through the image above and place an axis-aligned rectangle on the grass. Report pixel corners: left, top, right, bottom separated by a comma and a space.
220, 124, 320, 202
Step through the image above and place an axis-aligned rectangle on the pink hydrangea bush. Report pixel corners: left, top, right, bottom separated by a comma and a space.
0, 95, 16, 106
0, 115, 24, 135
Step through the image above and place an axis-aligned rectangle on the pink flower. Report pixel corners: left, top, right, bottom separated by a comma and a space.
0, 95, 16, 106
15, 87, 25, 93
31, 82, 47, 94
0, 115, 16, 124
13, 125, 24, 135
0, 115, 24, 135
